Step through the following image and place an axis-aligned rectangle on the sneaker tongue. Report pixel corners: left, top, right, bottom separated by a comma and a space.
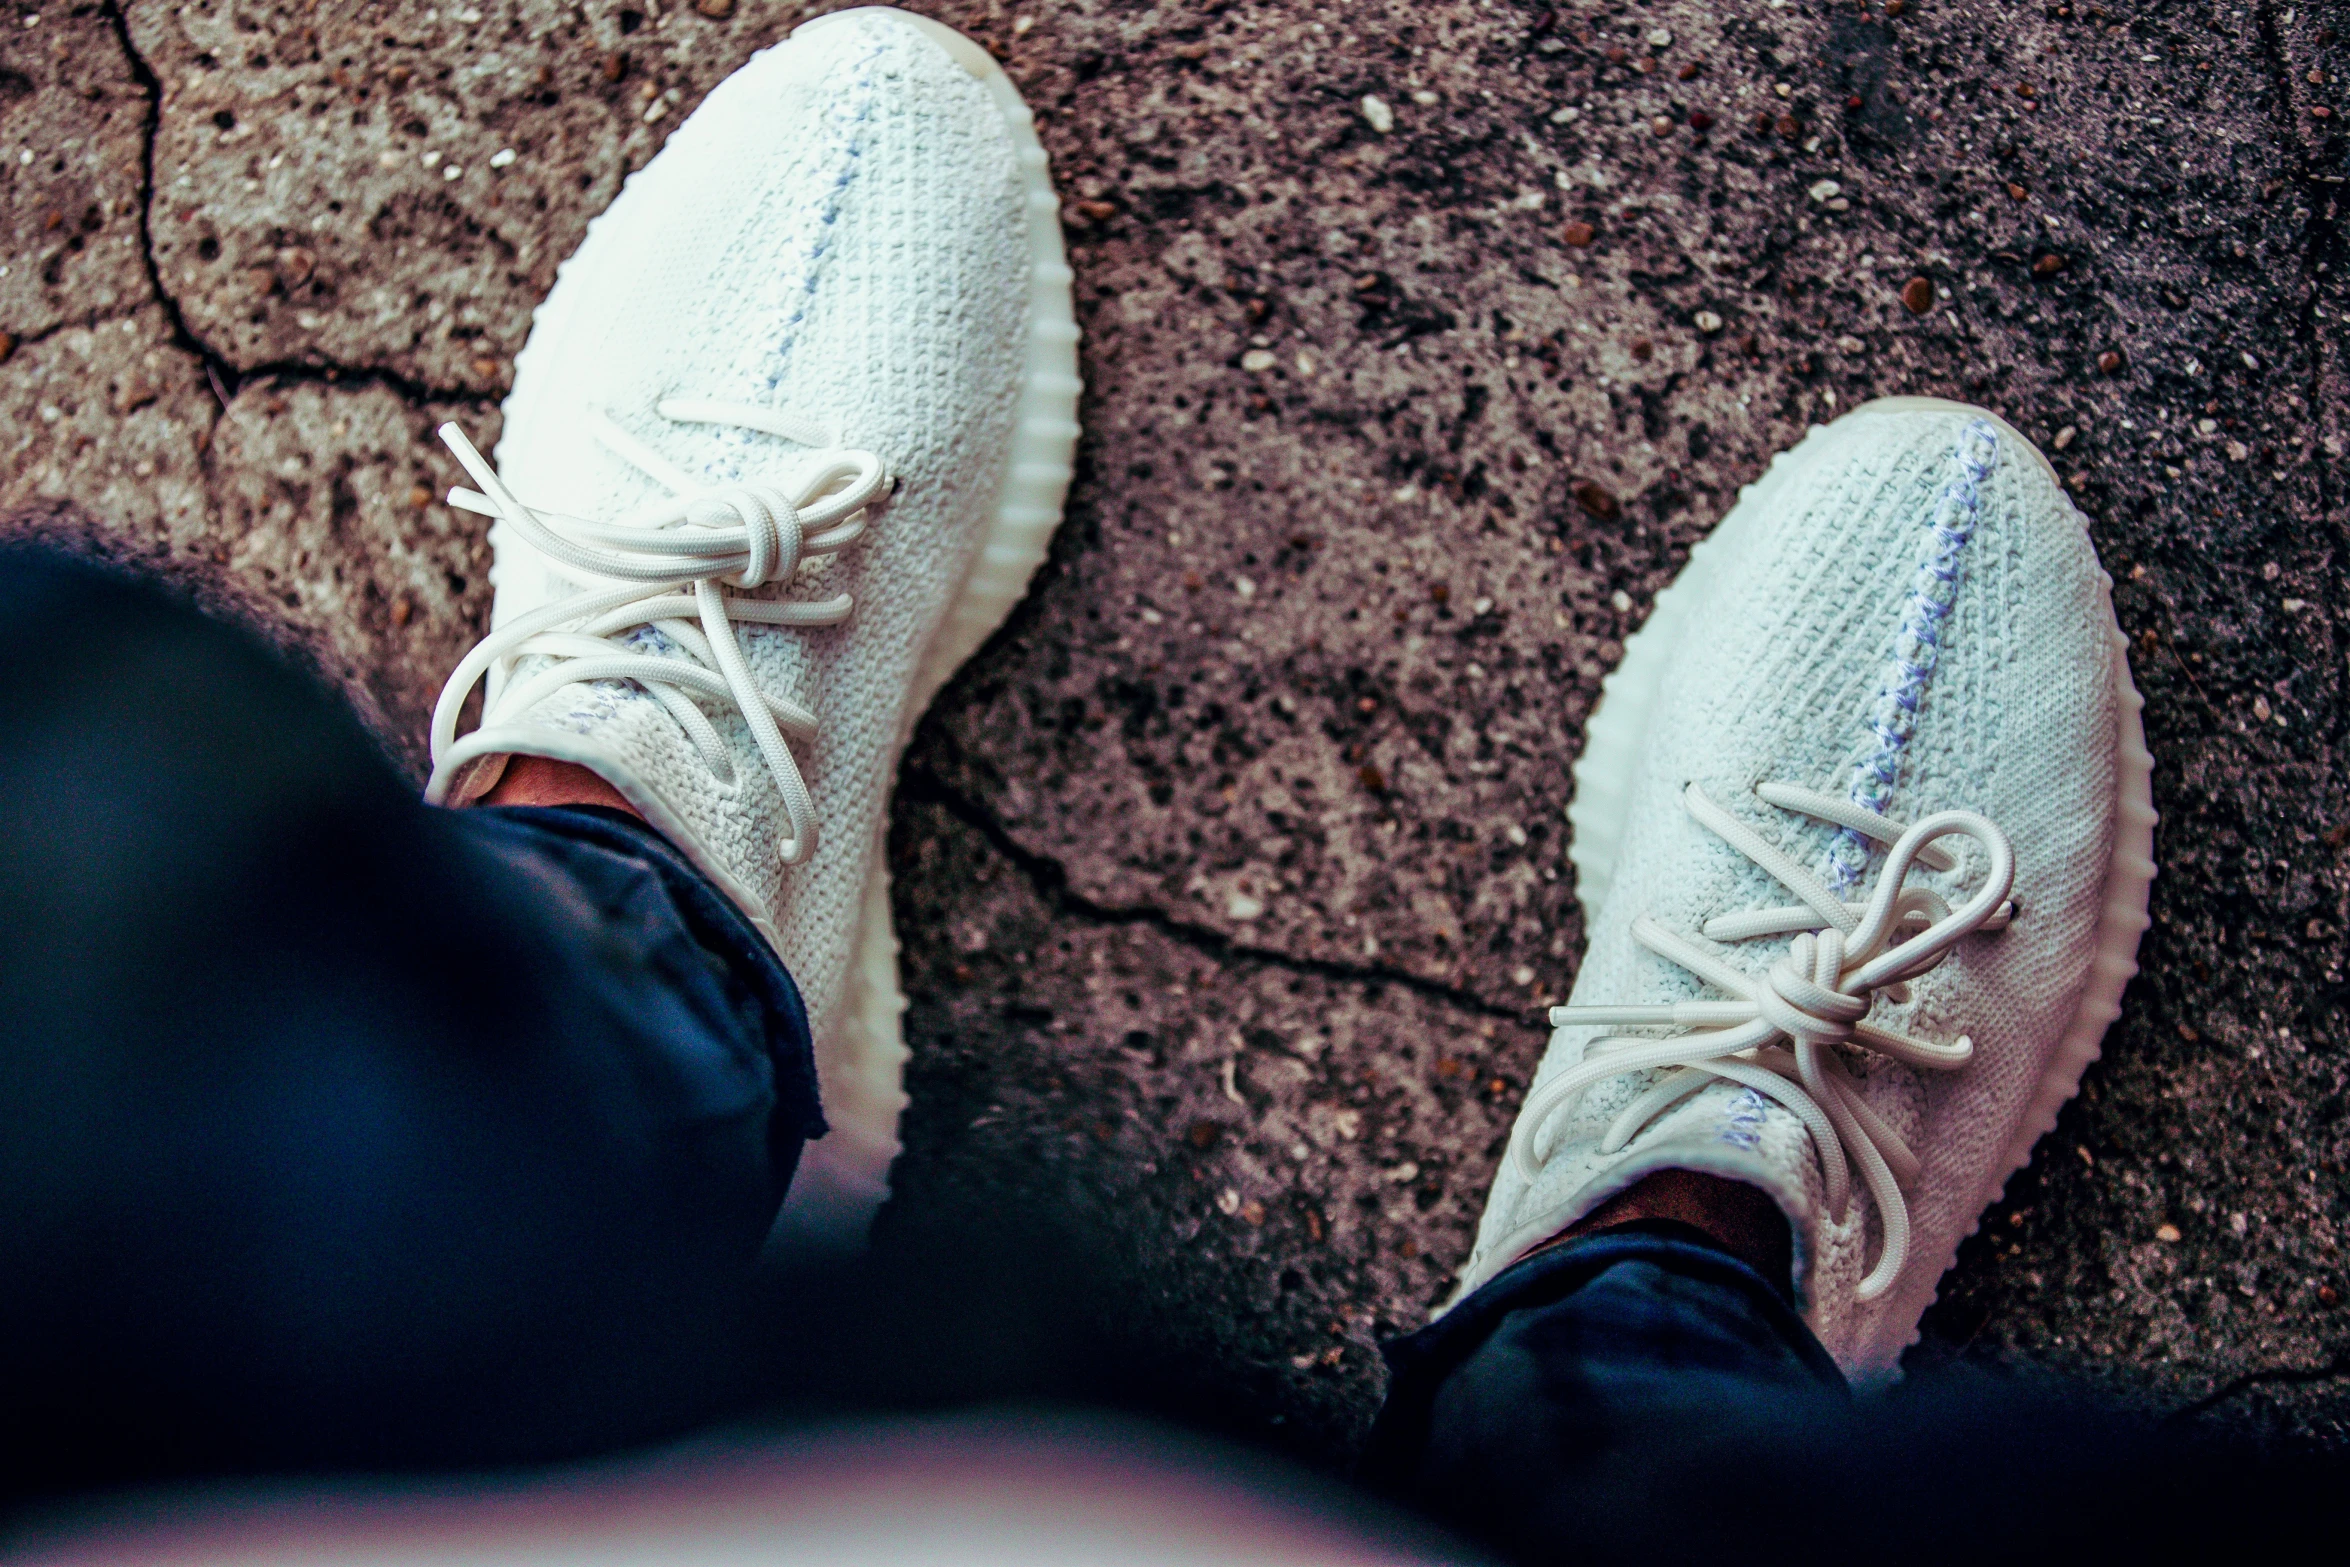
1613, 1081, 1824, 1241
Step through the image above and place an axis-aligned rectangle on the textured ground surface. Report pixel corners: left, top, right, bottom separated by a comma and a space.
4, 0, 2347, 1461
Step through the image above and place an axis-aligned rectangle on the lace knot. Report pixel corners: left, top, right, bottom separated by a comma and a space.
1754, 929, 1869, 1048
687, 483, 802, 589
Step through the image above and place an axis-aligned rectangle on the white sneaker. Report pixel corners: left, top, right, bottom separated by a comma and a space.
421, 8, 1079, 1253
1455, 399, 2156, 1378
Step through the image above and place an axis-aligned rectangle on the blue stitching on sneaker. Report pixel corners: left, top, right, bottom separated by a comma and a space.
759, 35, 880, 392
711, 27, 887, 480
1823, 419, 2001, 893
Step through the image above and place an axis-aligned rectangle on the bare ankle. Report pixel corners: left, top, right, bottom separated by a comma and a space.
474, 755, 643, 820
1518, 1169, 1793, 1289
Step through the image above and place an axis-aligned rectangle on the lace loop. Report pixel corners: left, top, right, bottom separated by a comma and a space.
425, 404, 890, 867
1510, 782, 2013, 1302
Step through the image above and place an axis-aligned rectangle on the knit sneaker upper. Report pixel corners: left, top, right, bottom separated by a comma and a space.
1457, 402, 2142, 1377
424, 10, 1032, 1053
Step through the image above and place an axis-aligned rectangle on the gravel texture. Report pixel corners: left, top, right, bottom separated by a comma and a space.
3, 0, 2346, 1463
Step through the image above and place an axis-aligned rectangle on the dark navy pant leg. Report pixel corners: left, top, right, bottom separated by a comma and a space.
0, 547, 818, 1492
1364, 1219, 2350, 1566
1363, 1222, 1845, 1558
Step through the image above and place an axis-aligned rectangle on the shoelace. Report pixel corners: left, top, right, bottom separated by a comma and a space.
1512, 782, 2015, 1301
427, 401, 892, 866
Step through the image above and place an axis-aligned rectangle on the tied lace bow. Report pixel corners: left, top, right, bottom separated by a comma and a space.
1510, 781, 2015, 1301
424, 400, 892, 865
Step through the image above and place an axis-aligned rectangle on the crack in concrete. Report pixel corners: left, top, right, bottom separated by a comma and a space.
2, 309, 151, 355
99, 2, 1521, 1037
2252, 4, 2343, 434
2252, 2, 2349, 758
101, 1, 499, 417
898, 763, 1540, 1029
2170, 1343, 2350, 1423
91, 0, 1532, 1032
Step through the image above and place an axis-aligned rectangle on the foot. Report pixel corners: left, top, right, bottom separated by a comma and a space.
1457, 400, 2156, 1378
422, 7, 1079, 1249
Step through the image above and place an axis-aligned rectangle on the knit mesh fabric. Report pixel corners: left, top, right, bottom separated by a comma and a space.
464, 12, 1029, 1050
1458, 404, 2119, 1376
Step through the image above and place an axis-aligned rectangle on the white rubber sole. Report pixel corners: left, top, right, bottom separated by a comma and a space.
765, 8, 1081, 1254
1564, 397, 2158, 1376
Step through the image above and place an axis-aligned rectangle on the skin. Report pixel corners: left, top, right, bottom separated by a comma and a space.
478, 754, 645, 819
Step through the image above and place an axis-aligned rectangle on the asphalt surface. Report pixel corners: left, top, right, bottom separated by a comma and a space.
3, 0, 2346, 1460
